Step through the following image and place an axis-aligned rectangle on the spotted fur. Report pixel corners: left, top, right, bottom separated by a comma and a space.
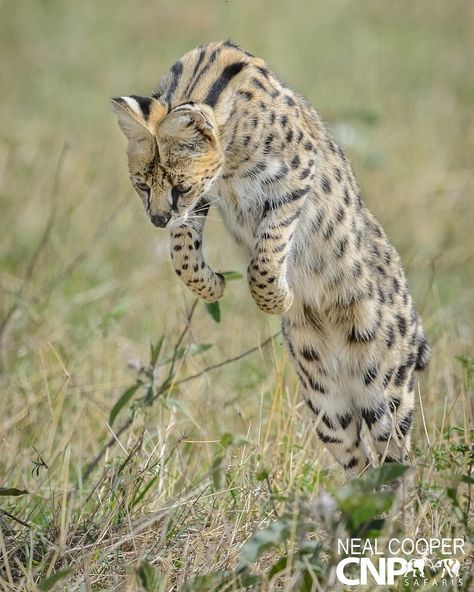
112, 41, 431, 476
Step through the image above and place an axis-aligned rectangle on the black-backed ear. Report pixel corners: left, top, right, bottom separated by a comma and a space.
110, 96, 167, 155
157, 105, 219, 154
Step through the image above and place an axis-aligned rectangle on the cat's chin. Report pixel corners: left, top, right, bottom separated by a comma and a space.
166, 210, 189, 229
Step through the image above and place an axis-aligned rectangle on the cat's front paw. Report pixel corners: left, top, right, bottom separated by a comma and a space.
201, 271, 226, 302
248, 273, 294, 315
177, 266, 226, 302
259, 287, 294, 315
248, 258, 294, 315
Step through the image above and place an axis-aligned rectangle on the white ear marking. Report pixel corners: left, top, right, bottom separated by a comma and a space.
122, 96, 141, 116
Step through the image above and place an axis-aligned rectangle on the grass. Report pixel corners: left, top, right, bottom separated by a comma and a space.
0, 0, 473, 590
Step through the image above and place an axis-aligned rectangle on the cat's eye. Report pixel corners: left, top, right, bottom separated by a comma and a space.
136, 182, 150, 193
174, 184, 191, 194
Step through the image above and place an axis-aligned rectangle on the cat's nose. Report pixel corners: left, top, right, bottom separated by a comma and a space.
150, 213, 170, 228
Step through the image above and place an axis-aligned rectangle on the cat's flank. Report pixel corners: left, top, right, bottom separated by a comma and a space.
111, 41, 430, 475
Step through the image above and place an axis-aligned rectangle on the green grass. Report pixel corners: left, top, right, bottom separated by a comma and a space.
0, 0, 473, 590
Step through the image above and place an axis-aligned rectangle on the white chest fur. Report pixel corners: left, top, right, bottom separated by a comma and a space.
211, 158, 289, 256
212, 182, 259, 256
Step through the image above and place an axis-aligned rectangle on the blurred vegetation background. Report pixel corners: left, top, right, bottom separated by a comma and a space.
0, 0, 472, 588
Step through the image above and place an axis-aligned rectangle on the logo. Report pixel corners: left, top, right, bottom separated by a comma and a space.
335, 538, 465, 586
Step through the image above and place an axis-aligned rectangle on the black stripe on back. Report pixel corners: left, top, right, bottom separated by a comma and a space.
163, 60, 183, 103
186, 46, 221, 97
223, 39, 254, 57
129, 95, 152, 119
204, 61, 248, 108
186, 46, 207, 91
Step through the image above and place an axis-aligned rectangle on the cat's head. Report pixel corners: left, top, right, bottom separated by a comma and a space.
111, 96, 223, 227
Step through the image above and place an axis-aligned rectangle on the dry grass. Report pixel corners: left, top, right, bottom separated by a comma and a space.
0, 0, 473, 590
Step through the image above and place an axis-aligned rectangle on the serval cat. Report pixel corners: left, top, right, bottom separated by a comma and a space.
111, 41, 430, 475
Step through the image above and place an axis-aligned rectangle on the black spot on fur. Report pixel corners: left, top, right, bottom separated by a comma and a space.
396, 314, 407, 336
321, 414, 334, 429
309, 378, 327, 394
352, 261, 362, 278
303, 303, 323, 332
364, 364, 379, 385
291, 155, 300, 169
243, 161, 267, 177
383, 368, 395, 388
328, 138, 337, 153
263, 134, 274, 154
321, 175, 331, 194
301, 346, 319, 362
298, 363, 326, 394
377, 287, 386, 304
344, 457, 358, 470
238, 90, 253, 101
305, 398, 319, 416
251, 77, 267, 92
406, 352, 417, 367
398, 410, 413, 436
349, 325, 376, 344
385, 325, 395, 348
337, 413, 353, 429
273, 185, 309, 206
322, 221, 334, 240
316, 430, 343, 444
415, 336, 431, 370
384, 455, 402, 464
361, 403, 386, 427
335, 237, 348, 258
343, 187, 351, 205
394, 365, 407, 386
389, 397, 401, 411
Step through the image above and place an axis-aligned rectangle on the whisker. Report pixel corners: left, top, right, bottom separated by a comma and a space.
170, 215, 221, 229
205, 195, 224, 205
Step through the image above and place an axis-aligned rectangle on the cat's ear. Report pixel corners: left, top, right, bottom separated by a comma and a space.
157, 104, 219, 155
110, 96, 167, 152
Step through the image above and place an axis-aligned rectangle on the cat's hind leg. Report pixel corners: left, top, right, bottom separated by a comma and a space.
304, 390, 370, 477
